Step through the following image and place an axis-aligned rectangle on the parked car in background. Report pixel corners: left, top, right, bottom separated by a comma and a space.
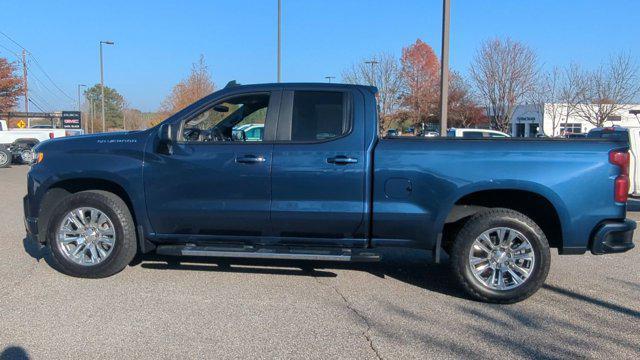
447, 128, 511, 138
233, 123, 264, 141
0, 120, 84, 167
588, 126, 639, 196
386, 129, 399, 137
565, 133, 587, 139
418, 131, 440, 137
24, 82, 635, 304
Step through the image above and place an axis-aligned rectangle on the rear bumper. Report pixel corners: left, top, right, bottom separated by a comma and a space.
590, 219, 636, 255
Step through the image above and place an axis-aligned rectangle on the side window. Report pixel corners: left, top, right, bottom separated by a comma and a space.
462, 131, 484, 138
181, 93, 270, 143
290, 91, 348, 141
488, 132, 507, 138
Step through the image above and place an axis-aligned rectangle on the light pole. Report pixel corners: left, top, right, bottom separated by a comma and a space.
325, 76, 335, 83
364, 59, 378, 86
277, 0, 282, 82
438, 0, 451, 136
100, 40, 114, 132
631, 110, 640, 125
77, 84, 86, 111
90, 99, 95, 134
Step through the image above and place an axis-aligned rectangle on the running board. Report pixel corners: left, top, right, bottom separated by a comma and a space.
155, 244, 380, 262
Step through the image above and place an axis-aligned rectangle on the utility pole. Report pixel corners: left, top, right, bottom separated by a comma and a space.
123, 109, 126, 131
100, 40, 114, 132
438, 0, 451, 136
77, 84, 86, 111
277, 0, 282, 82
325, 76, 335, 83
22, 49, 29, 126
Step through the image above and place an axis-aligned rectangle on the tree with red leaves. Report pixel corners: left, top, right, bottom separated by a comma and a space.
0, 57, 23, 113
400, 39, 441, 123
448, 72, 488, 128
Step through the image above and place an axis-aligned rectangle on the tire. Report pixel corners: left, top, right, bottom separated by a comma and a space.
450, 208, 551, 303
0, 148, 11, 168
45, 190, 138, 278
19, 149, 34, 164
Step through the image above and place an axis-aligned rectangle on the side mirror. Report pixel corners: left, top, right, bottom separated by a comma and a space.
158, 123, 174, 155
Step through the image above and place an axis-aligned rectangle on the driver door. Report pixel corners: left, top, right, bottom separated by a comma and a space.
143, 91, 279, 239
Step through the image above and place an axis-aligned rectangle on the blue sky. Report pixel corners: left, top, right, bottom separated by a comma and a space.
1, 0, 638, 112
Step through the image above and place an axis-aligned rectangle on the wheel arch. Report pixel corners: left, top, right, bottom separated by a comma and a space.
39, 178, 139, 244
440, 184, 568, 252
12, 138, 40, 146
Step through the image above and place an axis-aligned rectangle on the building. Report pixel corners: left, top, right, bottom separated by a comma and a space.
510, 103, 640, 137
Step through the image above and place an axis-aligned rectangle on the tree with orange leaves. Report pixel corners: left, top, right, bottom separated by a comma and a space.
0, 57, 23, 113
160, 55, 215, 116
400, 39, 440, 123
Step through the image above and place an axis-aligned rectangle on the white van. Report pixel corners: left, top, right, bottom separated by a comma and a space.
447, 128, 511, 138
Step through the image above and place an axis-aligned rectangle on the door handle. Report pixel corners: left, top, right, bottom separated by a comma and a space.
327, 156, 358, 165
236, 155, 266, 164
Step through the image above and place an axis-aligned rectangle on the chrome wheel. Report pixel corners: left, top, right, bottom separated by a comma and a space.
20, 149, 34, 164
468, 227, 535, 291
57, 207, 116, 266
0, 151, 8, 166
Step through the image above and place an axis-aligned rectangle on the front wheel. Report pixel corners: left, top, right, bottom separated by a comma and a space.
450, 208, 551, 303
46, 190, 138, 278
19, 149, 34, 164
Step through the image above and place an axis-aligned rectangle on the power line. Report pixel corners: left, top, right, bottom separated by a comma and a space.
0, 30, 26, 50
0, 30, 75, 103
28, 90, 55, 112
28, 98, 47, 113
27, 66, 68, 105
28, 53, 75, 101
0, 42, 21, 60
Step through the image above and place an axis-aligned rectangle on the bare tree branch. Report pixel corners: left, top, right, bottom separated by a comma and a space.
470, 38, 539, 133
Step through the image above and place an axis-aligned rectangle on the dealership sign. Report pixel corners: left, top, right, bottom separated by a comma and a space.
61, 111, 82, 129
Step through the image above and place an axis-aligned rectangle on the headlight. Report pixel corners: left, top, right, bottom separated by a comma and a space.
31, 152, 44, 165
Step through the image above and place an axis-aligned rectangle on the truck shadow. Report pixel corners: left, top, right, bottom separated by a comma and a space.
0, 346, 29, 360
136, 248, 468, 300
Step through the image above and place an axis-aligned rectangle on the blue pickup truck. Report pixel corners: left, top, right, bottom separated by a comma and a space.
24, 82, 635, 303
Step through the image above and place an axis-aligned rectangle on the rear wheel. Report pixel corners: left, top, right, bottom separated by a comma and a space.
46, 190, 137, 278
0, 148, 11, 168
450, 208, 550, 303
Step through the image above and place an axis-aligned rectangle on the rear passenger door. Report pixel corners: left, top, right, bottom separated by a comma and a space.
270, 88, 367, 247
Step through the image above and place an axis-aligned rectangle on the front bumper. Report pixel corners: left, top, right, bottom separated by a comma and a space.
23, 195, 39, 243
590, 219, 636, 255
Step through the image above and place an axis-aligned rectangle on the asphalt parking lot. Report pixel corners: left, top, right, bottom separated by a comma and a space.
1, 165, 639, 359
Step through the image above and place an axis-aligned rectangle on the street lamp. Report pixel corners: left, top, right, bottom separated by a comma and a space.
364, 59, 378, 86
99, 40, 114, 132
631, 109, 640, 125
325, 76, 335, 83
77, 84, 86, 111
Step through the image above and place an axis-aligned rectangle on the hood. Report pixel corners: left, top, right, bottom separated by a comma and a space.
34, 130, 149, 153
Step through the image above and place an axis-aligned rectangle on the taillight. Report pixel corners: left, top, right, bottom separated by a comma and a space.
609, 150, 630, 203
49, 132, 54, 139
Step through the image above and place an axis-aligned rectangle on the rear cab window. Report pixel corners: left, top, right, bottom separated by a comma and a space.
277, 90, 350, 142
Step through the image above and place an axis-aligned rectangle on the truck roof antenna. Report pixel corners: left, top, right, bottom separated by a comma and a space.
225, 80, 240, 88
